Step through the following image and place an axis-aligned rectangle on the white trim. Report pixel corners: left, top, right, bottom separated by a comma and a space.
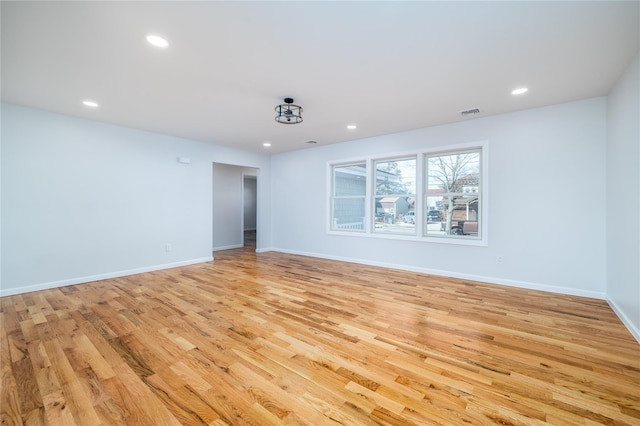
326, 229, 488, 246
416, 153, 425, 237
241, 171, 259, 247
255, 168, 261, 251
326, 161, 332, 232
241, 172, 248, 247
0, 257, 213, 297
481, 142, 489, 242
267, 247, 607, 300
607, 297, 640, 344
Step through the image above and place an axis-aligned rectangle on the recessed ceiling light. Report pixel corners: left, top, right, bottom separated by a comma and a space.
263, 142, 271, 147
146, 35, 169, 48
82, 100, 98, 108
347, 124, 357, 130
512, 87, 528, 95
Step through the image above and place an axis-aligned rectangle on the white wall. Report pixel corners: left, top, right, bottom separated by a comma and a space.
606, 52, 640, 342
212, 163, 243, 250
1, 104, 271, 296
270, 98, 608, 298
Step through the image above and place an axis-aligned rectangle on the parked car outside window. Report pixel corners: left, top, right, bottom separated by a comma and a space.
427, 210, 443, 222
404, 210, 443, 223
404, 211, 415, 224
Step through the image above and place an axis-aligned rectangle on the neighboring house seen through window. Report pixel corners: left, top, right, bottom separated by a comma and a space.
331, 163, 366, 231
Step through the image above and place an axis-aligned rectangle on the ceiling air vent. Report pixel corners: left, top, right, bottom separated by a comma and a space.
459, 108, 480, 116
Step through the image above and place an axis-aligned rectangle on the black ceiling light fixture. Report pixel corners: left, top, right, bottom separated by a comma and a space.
275, 97, 303, 124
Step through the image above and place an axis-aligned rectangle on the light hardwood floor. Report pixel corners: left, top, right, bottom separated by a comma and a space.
1, 243, 639, 425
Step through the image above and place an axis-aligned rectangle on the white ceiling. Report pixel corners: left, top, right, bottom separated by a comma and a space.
2, 1, 639, 154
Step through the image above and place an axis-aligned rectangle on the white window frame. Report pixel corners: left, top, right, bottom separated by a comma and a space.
424, 147, 484, 243
327, 141, 488, 246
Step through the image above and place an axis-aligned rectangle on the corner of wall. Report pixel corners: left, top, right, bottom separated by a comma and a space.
607, 296, 640, 344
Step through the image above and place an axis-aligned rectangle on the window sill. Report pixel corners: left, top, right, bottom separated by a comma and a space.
326, 229, 487, 246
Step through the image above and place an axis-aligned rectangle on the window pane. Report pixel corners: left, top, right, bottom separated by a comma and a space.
425, 196, 445, 235
332, 198, 365, 230
375, 158, 416, 196
374, 195, 415, 234
334, 163, 366, 196
427, 151, 479, 192
425, 195, 480, 237
374, 158, 416, 234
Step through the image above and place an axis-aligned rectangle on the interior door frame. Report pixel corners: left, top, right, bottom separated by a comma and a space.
212, 162, 259, 252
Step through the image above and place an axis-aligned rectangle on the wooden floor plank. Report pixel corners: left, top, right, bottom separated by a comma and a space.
2, 306, 21, 424
1, 240, 639, 425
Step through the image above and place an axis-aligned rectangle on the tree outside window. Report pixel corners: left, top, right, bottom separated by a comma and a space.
425, 150, 481, 238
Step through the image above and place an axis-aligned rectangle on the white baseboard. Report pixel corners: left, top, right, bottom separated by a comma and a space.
0, 257, 213, 297
267, 247, 607, 300
607, 297, 640, 344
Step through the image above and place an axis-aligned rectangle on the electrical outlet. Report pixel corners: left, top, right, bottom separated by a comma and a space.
165, 243, 172, 252
496, 255, 504, 264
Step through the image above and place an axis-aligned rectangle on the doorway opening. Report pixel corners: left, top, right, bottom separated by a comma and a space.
212, 163, 258, 252
243, 174, 257, 250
